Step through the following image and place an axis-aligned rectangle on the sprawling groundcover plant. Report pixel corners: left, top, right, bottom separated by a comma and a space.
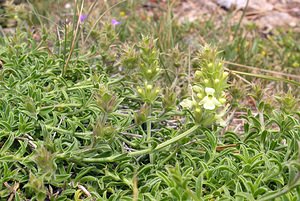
0, 33, 300, 201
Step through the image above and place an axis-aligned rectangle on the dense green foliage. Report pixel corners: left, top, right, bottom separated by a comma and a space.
1, 1, 300, 200
0, 31, 300, 200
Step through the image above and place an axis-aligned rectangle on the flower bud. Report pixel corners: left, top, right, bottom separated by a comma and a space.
219, 98, 226, 104
218, 62, 223, 68
208, 63, 213, 68
223, 72, 229, 79
192, 85, 202, 93
197, 93, 203, 99
214, 79, 220, 84
162, 88, 176, 110
195, 107, 201, 113
292, 62, 299, 68
137, 87, 142, 94
195, 70, 203, 79
134, 104, 149, 125
147, 69, 152, 74
34, 146, 55, 174
120, 11, 126, 17
25, 173, 46, 201
146, 85, 152, 90
204, 79, 209, 84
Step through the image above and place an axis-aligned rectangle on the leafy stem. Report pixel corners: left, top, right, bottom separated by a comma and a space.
74, 125, 200, 163
258, 172, 300, 201
147, 104, 153, 163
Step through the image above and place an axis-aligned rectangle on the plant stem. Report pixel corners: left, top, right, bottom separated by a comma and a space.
40, 103, 82, 110
47, 84, 94, 94
79, 125, 199, 163
62, 0, 84, 76
147, 105, 153, 163
147, 119, 154, 163
84, 0, 126, 43
259, 109, 265, 130
230, 70, 300, 87
258, 173, 300, 201
45, 125, 92, 139
233, 0, 249, 39
153, 125, 198, 152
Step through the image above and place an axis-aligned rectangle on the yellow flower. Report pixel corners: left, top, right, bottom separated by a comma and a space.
120, 11, 126, 17
200, 87, 221, 110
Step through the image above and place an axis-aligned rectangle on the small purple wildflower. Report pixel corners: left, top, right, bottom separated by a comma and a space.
79, 14, 88, 23
111, 19, 121, 26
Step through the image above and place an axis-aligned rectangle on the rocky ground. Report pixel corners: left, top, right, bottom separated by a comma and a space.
146, 0, 300, 32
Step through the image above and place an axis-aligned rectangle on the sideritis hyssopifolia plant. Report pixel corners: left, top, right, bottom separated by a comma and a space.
119, 36, 161, 163
135, 36, 161, 163
181, 45, 229, 127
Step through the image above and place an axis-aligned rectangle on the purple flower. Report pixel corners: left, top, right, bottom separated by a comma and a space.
111, 19, 121, 26
79, 14, 87, 23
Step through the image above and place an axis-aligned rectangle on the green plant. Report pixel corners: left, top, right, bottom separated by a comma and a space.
1, 1, 300, 200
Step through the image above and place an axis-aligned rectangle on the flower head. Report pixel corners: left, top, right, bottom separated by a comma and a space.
65, 3, 71, 9
200, 87, 221, 110
120, 11, 126, 17
79, 14, 87, 23
111, 19, 121, 26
